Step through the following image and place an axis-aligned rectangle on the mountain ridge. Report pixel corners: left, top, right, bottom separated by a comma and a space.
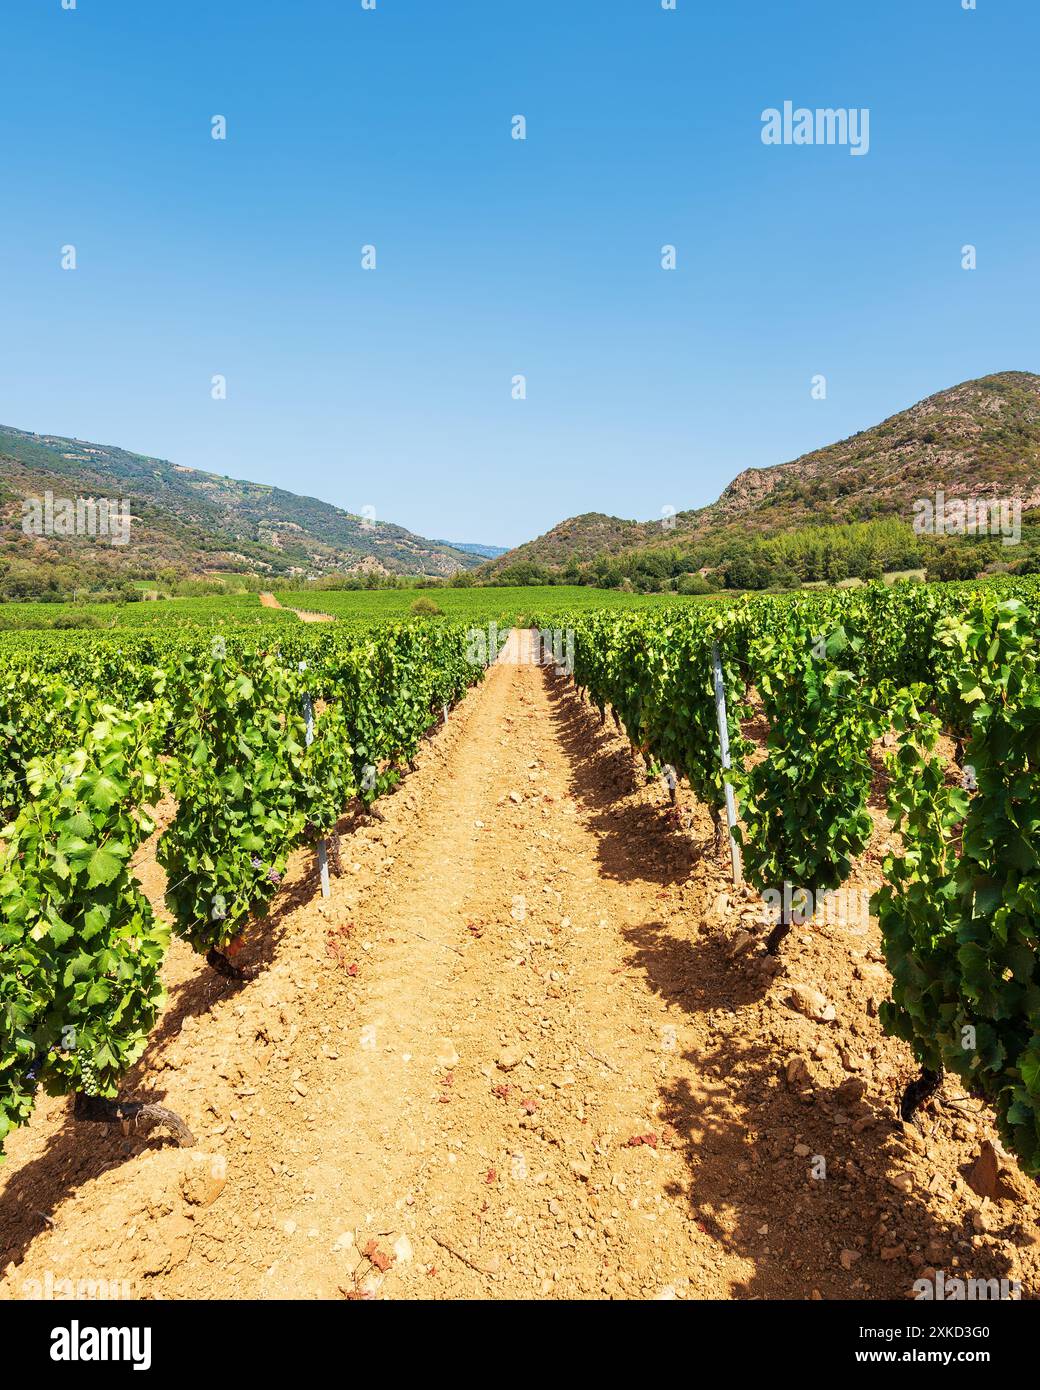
0, 425, 482, 584
480, 371, 1040, 576
430, 540, 509, 559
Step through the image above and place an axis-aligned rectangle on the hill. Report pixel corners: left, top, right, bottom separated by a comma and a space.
0, 425, 481, 594
481, 372, 1040, 577
431, 540, 509, 559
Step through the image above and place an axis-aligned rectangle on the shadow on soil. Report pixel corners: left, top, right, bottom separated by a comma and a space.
542, 671, 705, 888
544, 668, 1021, 1301
624, 915, 1020, 1299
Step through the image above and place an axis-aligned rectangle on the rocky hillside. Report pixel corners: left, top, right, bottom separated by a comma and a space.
482, 372, 1040, 575
0, 426, 481, 581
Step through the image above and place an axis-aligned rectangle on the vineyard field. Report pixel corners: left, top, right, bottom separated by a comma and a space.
0, 585, 715, 635
0, 595, 300, 633
272, 584, 718, 625
1, 579, 1039, 1305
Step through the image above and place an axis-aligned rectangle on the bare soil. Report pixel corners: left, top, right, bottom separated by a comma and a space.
258, 592, 333, 623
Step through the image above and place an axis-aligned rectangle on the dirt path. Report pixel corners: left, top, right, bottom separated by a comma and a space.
2, 636, 1038, 1301
259, 591, 333, 623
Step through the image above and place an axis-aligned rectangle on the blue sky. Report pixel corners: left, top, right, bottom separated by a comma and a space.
1, 0, 1037, 548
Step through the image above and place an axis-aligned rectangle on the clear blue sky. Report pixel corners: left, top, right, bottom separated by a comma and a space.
1, 0, 1036, 548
